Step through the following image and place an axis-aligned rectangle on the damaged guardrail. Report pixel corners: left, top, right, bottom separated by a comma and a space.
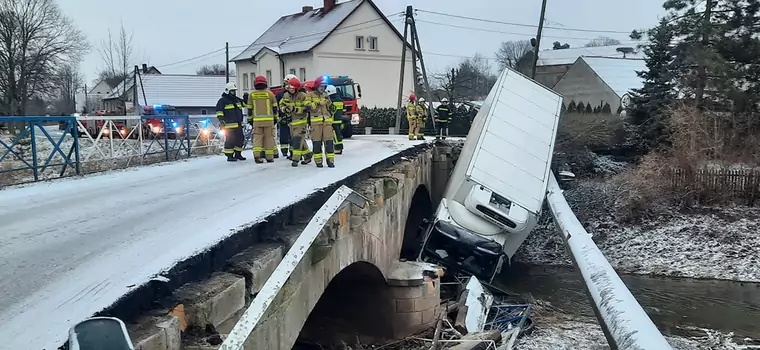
546, 174, 672, 350
220, 185, 369, 350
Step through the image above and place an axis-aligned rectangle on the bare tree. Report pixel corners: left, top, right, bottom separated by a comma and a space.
97, 22, 134, 107
584, 36, 621, 47
53, 64, 82, 114
0, 0, 89, 116
197, 63, 234, 76
494, 40, 532, 70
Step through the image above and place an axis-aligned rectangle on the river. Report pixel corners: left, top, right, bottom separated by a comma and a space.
496, 263, 760, 339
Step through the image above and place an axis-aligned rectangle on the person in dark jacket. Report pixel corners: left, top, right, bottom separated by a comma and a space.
326, 85, 346, 155
434, 97, 453, 140
215, 82, 246, 162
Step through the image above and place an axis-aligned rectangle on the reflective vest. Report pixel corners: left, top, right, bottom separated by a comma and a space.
247, 90, 277, 123
331, 98, 345, 124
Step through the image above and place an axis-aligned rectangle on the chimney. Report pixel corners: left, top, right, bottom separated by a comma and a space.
302, 6, 313, 13
323, 0, 336, 12
142, 63, 148, 73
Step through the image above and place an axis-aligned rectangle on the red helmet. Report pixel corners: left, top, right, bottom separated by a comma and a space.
409, 93, 417, 101
304, 80, 315, 91
314, 76, 327, 87
287, 77, 301, 91
254, 75, 268, 87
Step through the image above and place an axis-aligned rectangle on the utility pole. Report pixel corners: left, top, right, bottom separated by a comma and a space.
83, 84, 89, 114
530, 0, 548, 79
394, 6, 434, 135
225, 42, 230, 83
394, 6, 411, 133
133, 65, 139, 115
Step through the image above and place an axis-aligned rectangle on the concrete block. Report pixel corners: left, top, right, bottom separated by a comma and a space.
395, 298, 416, 313
175, 272, 246, 329
421, 307, 437, 325
392, 311, 423, 330
129, 315, 181, 350
414, 294, 439, 312
389, 285, 424, 299
227, 244, 283, 297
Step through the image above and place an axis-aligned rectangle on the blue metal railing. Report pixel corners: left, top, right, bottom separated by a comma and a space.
0, 116, 80, 182
141, 116, 191, 161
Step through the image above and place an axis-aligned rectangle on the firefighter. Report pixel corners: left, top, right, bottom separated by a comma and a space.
416, 97, 428, 140
247, 75, 278, 163
434, 97, 452, 140
309, 77, 335, 168
327, 85, 345, 155
406, 93, 420, 140
216, 82, 246, 161
304, 80, 316, 93
279, 77, 313, 167
276, 73, 298, 159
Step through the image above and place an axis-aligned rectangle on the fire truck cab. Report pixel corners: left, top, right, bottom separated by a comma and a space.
142, 105, 184, 137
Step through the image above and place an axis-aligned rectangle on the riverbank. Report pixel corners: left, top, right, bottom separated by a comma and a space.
515, 304, 752, 349
514, 179, 760, 282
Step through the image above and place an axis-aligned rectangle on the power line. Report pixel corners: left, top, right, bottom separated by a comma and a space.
416, 9, 633, 34
416, 19, 634, 42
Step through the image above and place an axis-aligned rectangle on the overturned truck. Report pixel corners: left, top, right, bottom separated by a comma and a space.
419, 66, 566, 283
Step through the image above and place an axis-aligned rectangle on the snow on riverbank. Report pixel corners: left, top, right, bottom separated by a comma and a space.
517, 311, 752, 349
515, 180, 760, 282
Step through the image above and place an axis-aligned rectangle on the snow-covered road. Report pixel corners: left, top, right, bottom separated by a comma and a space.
0, 135, 421, 350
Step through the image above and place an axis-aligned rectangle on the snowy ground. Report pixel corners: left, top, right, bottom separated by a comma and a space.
516, 305, 755, 350
515, 179, 760, 282
0, 135, 422, 350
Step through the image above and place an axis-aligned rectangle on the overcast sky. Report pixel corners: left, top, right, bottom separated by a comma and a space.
57, 0, 668, 84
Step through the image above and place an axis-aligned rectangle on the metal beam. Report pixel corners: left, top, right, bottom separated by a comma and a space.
545, 174, 672, 350
220, 185, 368, 350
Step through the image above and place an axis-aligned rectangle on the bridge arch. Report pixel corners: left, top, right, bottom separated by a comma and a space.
296, 261, 395, 347
400, 184, 433, 260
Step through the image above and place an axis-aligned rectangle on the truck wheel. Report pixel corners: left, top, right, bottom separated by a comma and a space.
342, 125, 353, 139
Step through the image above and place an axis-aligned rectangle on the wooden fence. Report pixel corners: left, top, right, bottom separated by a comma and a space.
669, 168, 760, 205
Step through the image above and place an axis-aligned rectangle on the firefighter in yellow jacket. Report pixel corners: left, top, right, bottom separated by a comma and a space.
246, 75, 278, 163
279, 77, 313, 167
309, 76, 335, 168
416, 97, 428, 140
406, 93, 421, 140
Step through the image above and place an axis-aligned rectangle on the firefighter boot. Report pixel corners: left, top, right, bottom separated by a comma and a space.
234, 151, 247, 161
226, 153, 237, 162
301, 152, 313, 165
254, 156, 264, 164
416, 135, 426, 141
327, 158, 335, 168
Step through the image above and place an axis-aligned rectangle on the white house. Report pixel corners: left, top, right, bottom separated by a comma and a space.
230, 0, 414, 108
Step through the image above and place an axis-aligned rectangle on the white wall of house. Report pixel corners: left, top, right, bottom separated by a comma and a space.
282, 52, 314, 83
235, 60, 257, 94
255, 50, 282, 86
313, 1, 413, 108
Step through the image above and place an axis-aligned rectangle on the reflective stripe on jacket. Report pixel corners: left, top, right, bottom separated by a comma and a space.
215, 94, 244, 127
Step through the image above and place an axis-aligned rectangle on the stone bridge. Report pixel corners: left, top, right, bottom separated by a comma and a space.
128, 144, 458, 350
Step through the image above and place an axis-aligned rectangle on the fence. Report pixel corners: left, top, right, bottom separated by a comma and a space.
0, 116, 80, 186
669, 168, 760, 204
0, 115, 235, 187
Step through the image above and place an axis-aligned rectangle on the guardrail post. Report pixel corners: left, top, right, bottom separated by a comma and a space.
72, 118, 81, 175
184, 116, 191, 158
29, 120, 39, 181
163, 119, 170, 162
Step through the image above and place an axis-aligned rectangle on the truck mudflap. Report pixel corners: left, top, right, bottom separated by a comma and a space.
419, 219, 505, 282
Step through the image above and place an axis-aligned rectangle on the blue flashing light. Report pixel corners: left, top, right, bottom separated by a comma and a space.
202, 119, 210, 126
172, 122, 178, 128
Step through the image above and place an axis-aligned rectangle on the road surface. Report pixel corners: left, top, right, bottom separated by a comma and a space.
0, 135, 421, 350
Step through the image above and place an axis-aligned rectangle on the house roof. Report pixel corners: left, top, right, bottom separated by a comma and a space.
581, 57, 647, 97
103, 74, 235, 107
537, 45, 645, 66
231, 0, 407, 61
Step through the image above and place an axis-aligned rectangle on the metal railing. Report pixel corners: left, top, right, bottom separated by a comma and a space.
220, 185, 369, 350
546, 173, 672, 350
0, 116, 80, 183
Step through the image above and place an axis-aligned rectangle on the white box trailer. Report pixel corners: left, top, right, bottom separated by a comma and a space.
419, 66, 563, 282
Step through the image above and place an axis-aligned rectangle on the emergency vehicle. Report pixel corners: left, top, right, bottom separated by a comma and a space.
141, 105, 185, 139
271, 75, 362, 138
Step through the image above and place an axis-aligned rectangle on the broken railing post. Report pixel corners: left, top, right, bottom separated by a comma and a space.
546, 173, 672, 350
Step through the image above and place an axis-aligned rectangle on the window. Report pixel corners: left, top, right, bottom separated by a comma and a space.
289, 68, 296, 75
355, 36, 364, 50
242, 73, 249, 90
201, 109, 207, 115
335, 84, 355, 99
299, 68, 306, 81
266, 70, 272, 85
250, 74, 255, 89
369, 36, 378, 51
